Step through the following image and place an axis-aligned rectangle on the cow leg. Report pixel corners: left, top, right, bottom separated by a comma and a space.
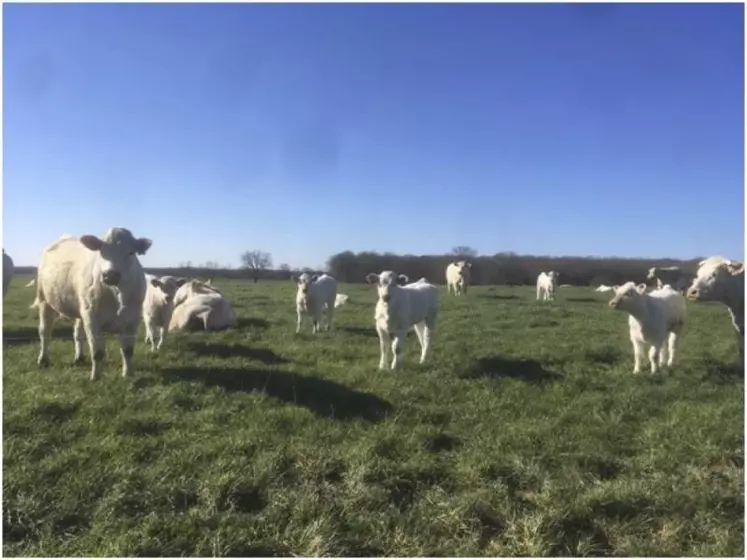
73, 318, 86, 365
83, 317, 105, 381
631, 339, 644, 374
648, 345, 660, 374
390, 330, 406, 370
156, 325, 168, 351
296, 309, 303, 334
377, 327, 391, 370
326, 303, 334, 331
37, 302, 57, 368
119, 324, 138, 378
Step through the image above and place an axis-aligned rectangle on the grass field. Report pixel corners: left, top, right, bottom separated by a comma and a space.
3, 274, 744, 556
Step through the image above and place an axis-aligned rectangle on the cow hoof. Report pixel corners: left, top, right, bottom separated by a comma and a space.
73, 356, 86, 366
38, 356, 50, 368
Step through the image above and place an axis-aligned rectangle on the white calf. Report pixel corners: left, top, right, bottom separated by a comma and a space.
445, 261, 471, 296
536, 271, 559, 301
686, 256, 745, 363
335, 293, 350, 308
295, 273, 338, 334
608, 282, 687, 374
365, 271, 440, 370
142, 275, 184, 351
3, 250, 14, 299
31, 228, 152, 380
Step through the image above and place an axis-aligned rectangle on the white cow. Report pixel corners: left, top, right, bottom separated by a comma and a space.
142, 275, 186, 351
365, 271, 440, 370
3, 250, 14, 299
169, 291, 238, 331
25, 278, 36, 288
173, 279, 221, 308
595, 284, 613, 293
445, 261, 471, 296
646, 266, 694, 292
536, 271, 559, 301
608, 282, 687, 374
31, 228, 152, 380
335, 293, 350, 308
295, 273, 338, 334
686, 256, 745, 363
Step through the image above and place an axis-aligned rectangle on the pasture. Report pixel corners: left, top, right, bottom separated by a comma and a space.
3, 275, 743, 556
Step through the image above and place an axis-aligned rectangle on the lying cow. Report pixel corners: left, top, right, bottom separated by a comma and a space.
31, 228, 152, 380
686, 256, 744, 364
169, 279, 236, 331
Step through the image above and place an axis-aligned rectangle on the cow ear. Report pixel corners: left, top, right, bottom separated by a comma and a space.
135, 237, 152, 255
80, 235, 104, 252
636, 283, 647, 294
397, 274, 409, 285
728, 261, 744, 275
365, 273, 379, 284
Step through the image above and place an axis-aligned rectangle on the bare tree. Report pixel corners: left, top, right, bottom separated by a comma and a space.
240, 250, 273, 283
279, 263, 291, 272
451, 246, 478, 259
204, 260, 220, 269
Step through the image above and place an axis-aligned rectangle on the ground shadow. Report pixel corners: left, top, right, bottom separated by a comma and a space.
236, 317, 270, 330
341, 326, 377, 338
478, 294, 519, 301
462, 356, 562, 383
565, 297, 602, 303
160, 367, 394, 422
187, 342, 288, 365
3, 325, 73, 347
703, 362, 744, 380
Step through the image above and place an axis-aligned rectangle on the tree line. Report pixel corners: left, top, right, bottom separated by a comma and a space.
11, 246, 706, 287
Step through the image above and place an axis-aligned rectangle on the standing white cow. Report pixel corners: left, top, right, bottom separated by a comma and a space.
31, 228, 152, 380
142, 275, 185, 351
3, 250, 14, 299
366, 271, 440, 370
445, 261, 471, 296
686, 256, 745, 364
608, 282, 687, 374
536, 271, 559, 301
295, 273, 338, 334
646, 266, 694, 292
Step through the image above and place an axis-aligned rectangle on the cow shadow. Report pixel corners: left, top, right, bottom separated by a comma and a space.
186, 342, 288, 365
478, 294, 519, 301
463, 356, 562, 384
160, 367, 394, 422
3, 325, 73, 347
236, 317, 270, 330
341, 326, 378, 338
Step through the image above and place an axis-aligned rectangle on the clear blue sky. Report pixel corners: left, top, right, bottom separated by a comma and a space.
3, 3, 744, 268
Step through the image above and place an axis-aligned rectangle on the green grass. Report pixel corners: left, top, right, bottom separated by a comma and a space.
3, 275, 743, 556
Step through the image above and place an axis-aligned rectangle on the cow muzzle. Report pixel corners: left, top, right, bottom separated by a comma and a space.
608, 299, 619, 308
686, 288, 698, 300
102, 270, 122, 286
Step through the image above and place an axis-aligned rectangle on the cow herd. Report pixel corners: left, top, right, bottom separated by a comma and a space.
1, 227, 744, 380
